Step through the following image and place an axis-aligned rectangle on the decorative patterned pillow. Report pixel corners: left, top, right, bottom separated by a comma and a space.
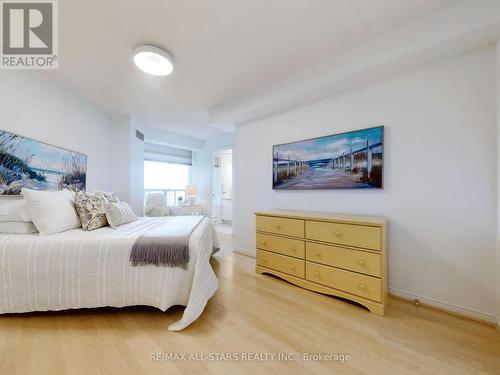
74, 191, 120, 231
104, 201, 136, 229
96, 192, 120, 203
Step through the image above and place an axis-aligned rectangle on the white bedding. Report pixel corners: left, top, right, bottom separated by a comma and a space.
0, 216, 218, 331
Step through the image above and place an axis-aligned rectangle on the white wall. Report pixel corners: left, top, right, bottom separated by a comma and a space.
0, 71, 114, 193
110, 115, 132, 203
110, 115, 144, 215
0, 71, 144, 214
234, 47, 497, 321
130, 117, 145, 215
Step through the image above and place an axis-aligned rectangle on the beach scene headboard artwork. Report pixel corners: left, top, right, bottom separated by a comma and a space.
0, 130, 87, 195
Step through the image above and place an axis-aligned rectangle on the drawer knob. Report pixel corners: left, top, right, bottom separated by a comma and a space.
314, 271, 320, 277
291, 265, 296, 271
334, 231, 342, 237
358, 259, 366, 266
314, 251, 320, 257
261, 241, 267, 246
359, 283, 367, 290
275, 225, 281, 230
262, 257, 267, 262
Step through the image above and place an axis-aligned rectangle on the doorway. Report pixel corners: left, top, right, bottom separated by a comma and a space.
212, 148, 232, 235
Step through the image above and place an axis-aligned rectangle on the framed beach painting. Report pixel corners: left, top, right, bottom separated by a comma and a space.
0, 130, 87, 195
273, 126, 384, 190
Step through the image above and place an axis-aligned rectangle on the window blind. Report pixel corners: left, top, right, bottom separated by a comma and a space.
144, 143, 193, 166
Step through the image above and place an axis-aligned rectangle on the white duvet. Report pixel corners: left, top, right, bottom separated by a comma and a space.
0, 216, 218, 331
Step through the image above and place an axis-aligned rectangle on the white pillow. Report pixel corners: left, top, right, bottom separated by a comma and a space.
0, 199, 31, 222
21, 189, 81, 235
104, 201, 137, 229
147, 207, 170, 217
0, 221, 38, 234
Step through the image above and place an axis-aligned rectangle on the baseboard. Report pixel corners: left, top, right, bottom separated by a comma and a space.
233, 248, 256, 257
233, 247, 498, 326
389, 287, 497, 325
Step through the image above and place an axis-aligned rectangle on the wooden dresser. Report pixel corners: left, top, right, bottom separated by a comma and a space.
255, 210, 387, 315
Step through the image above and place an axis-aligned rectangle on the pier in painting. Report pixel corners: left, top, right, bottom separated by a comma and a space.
273, 127, 383, 190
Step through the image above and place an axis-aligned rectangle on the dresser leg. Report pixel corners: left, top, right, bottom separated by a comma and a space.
366, 304, 385, 317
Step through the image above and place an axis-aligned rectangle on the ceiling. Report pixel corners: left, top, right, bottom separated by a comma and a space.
48, 0, 452, 140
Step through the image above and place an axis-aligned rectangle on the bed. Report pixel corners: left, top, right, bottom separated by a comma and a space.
0, 216, 218, 331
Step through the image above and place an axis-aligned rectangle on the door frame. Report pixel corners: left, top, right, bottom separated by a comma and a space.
210, 147, 233, 225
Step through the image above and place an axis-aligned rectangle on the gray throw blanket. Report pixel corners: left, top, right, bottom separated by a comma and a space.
130, 216, 204, 268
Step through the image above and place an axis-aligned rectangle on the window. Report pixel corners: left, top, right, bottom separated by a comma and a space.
144, 161, 189, 190
144, 161, 189, 206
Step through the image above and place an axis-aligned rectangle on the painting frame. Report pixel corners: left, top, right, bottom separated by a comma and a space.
0, 129, 88, 196
272, 126, 384, 190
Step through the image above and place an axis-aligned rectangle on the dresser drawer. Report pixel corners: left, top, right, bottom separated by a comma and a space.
306, 221, 381, 250
256, 234, 305, 259
256, 216, 304, 238
256, 250, 305, 278
306, 262, 381, 302
306, 243, 381, 277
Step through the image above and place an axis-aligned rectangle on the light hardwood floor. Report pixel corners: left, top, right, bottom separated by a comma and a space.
1, 234, 499, 375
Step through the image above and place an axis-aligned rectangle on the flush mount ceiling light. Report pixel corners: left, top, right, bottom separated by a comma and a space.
133, 45, 174, 76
